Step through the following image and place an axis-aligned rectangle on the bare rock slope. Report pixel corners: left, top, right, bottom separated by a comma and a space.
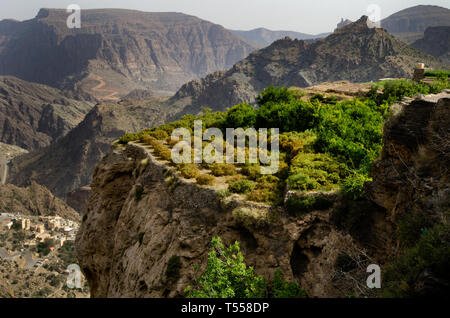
0, 76, 93, 150
0, 9, 256, 97
7, 97, 181, 199
172, 16, 446, 114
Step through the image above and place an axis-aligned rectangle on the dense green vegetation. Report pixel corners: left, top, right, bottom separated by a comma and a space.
383, 223, 450, 297
119, 78, 448, 210
185, 237, 306, 298
424, 69, 450, 79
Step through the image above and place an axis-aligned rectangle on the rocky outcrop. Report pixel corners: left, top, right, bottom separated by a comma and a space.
335, 18, 352, 31
366, 91, 450, 233
0, 76, 93, 150
0, 9, 256, 97
412, 26, 450, 65
66, 186, 92, 215
76, 90, 450, 298
76, 142, 364, 297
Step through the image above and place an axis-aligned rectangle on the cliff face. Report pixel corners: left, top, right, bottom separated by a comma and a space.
76, 143, 364, 298
366, 92, 450, 233
412, 26, 450, 65
0, 76, 93, 151
171, 16, 446, 114
0, 9, 256, 97
76, 90, 449, 298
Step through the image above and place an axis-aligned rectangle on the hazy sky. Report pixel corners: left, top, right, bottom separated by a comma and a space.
1, 0, 448, 34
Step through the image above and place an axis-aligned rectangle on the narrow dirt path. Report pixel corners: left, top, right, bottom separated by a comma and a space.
87, 74, 120, 101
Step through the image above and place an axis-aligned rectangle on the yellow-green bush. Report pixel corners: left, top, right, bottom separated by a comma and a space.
232, 207, 270, 228
178, 163, 200, 179
209, 163, 236, 176
149, 129, 169, 140
196, 174, 215, 186
229, 179, 255, 194
241, 163, 261, 180
287, 152, 343, 191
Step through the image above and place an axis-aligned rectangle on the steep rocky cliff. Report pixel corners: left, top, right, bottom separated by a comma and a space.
412, 26, 450, 65
0, 76, 93, 150
171, 16, 446, 114
76, 90, 449, 298
0, 9, 256, 97
367, 91, 450, 237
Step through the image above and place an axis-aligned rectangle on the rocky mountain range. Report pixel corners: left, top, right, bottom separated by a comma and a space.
7, 97, 182, 199
0, 76, 93, 151
380, 5, 450, 43
171, 16, 447, 113
6, 14, 448, 205
0, 8, 257, 98
230, 28, 329, 48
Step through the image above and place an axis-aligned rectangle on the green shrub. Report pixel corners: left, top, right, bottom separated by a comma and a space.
256, 85, 295, 107
118, 133, 139, 144
149, 129, 169, 140
383, 224, 450, 298
288, 152, 343, 191
196, 174, 215, 186
286, 194, 332, 216
178, 163, 200, 179
185, 237, 266, 298
232, 207, 271, 228
315, 99, 384, 172
224, 103, 257, 128
342, 172, 371, 200
37, 238, 56, 256
229, 179, 255, 194
271, 270, 307, 298
165, 255, 182, 280
215, 189, 230, 199
240, 163, 261, 180
209, 163, 236, 176
424, 69, 450, 78
396, 211, 434, 247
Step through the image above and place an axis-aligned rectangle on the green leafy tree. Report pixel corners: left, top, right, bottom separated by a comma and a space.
185, 237, 267, 298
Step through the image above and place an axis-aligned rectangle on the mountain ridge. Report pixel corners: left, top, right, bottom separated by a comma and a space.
171, 15, 447, 113
0, 8, 257, 98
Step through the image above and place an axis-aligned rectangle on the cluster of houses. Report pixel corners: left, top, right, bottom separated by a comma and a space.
0, 213, 78, 250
